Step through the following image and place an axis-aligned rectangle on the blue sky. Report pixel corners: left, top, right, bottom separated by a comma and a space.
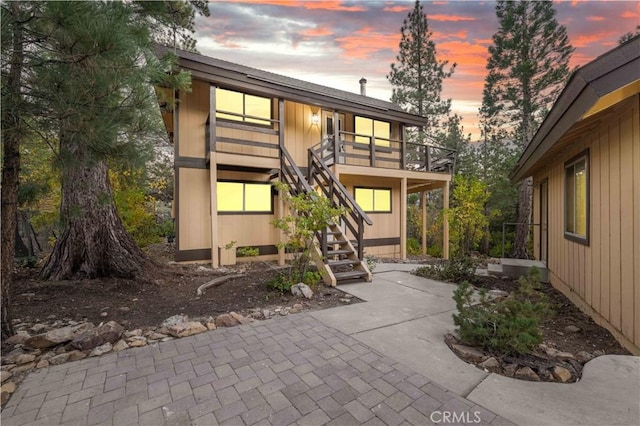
194, 1, 639, 140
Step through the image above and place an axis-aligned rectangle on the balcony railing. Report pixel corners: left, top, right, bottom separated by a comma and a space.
315, 132, 456, 174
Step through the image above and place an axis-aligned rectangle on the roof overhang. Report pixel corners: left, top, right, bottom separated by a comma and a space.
156, 45, 427, 127
510, 37, 640, 182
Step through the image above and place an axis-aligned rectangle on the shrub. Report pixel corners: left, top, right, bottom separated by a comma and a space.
267, 273, 292, 293
237, 246, 259, 257
407, 237, 422, 255
414, 256, 477, 283
427, 245, 442, 258
452, 268, 552, 355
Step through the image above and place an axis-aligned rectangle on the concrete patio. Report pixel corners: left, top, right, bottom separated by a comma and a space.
2, 266, 638, 425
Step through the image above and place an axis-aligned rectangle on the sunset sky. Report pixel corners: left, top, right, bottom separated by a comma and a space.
194, 1, 640, 141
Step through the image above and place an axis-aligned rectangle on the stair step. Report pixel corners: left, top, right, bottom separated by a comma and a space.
326, 231, 342, 236
327, 259, 360, 267
328, 240, 349, 246
334, 270, 369, 281
327, 249, 353, 256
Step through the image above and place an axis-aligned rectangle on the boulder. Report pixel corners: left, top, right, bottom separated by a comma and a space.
215, 314, 240, 328
25, 323, 95, 349
479, 357, 500, 372
552, 366, 572, 383
5, 331, 31, 345
230, 312, 252, 325
49, 353, 71, 366
503, 364, 518, 377
291, 283, 314, 299
89, 342, 113, 357
576, 351, 595, 363
167, 321, 207, 338
451, 344, 487, 363
128, 336, 147, 347
11, 362, 35, 373
71, 321, 124, 351
112, 340, 129, 352
0, 371, 11, 384
15, 354, 36, 365
515, 366, 540, 381
162, 315, 189, 328
0, 381, 16, 394
205, 321, 217, 331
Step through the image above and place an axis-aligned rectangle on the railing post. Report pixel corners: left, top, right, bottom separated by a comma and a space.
370, 136, 375, 167
358, 217, 364, 260
425, 145, 431, 172
400, 125, 406, 170
321, 229, 328, 259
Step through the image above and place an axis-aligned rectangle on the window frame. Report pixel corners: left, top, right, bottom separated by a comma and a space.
217, 180, 274, 215
563, 149, 590, 245
354, 116, 392, 149
215, 88, 273, 129
354, 186, 392, 213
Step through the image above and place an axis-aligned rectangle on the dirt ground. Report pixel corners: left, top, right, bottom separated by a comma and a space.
9, 244, 358, 331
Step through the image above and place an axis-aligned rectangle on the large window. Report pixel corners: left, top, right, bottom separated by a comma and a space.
354, 187, 391, 213
217, 181, 273, 213
355, 116, 390, 147
216, 88, 271, 126
564, 151, 589, 244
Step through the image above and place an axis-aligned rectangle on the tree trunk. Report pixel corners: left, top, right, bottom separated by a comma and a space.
41, 140, 153, 280
1, 2, 25, 339
512, 177, 533, 259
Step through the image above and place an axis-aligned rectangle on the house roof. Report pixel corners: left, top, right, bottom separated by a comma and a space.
510, 36, 640, 181
156, 45, 427, 127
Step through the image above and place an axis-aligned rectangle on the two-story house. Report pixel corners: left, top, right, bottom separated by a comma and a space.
157, 46, 455, 285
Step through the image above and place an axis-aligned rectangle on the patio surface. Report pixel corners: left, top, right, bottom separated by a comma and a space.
2, 266, 638, 425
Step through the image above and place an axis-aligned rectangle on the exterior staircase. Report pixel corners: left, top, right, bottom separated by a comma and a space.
279, 145, 372, 286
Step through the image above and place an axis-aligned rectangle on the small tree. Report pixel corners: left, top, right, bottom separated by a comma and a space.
271, 183, 347, 291
445, 176, 491, 257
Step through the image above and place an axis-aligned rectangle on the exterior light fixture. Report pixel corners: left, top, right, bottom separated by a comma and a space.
311, 113, 320, 125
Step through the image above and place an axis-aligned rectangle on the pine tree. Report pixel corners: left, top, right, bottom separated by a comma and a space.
481, 0, 573, 258
387, 0, 455, 144
619, 26, 640, 45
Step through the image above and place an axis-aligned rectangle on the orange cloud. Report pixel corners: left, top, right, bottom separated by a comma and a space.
301, 26, 334, 37
621, 10, 639, 19
572, 31, 619, 48
586, 16, 605, 22
432, 30, 468, 40
428, 14, 476, 22
219, 0, 365, 12
334, 27, 400, 60
383, 5, 411, 13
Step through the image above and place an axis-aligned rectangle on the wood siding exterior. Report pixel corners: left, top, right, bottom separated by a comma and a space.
532, 94, 640, 354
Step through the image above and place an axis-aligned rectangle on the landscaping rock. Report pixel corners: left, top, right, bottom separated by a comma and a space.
451, 344, 487, 363
49, 353, 71, 366
339, 298, 351, 303
112, 340, 129, 352
89, 342, 113, 357
592, 350, 605, 357
263, 310, 274, 319
552, 366, 572, 382
479, 357, 500, 372
0, 371, 12, 384
565, 325, 581, 333
24, 322, 95, 349
15, 354, 36, 365
30, 323, 48, 334
67, 351, 87, 362
290, 304, 303, 313
125, 329, 143, 338
291, 283, 314, 299
215, 314, 240, 328
36, 360, 49, 369
167, 321, 207, 337
128, 336, 147, 348
11, 362, 35, 373
515, 366, 540, 381
162, 315, 189, 328
147, 332, 168, 340
6, 331, 31, 345
554, 351, 576, 361
1, 381, 16, 394
230, 311, 252, 325
576, 351, 595, 363
503, 364, 519, 377
71, 321, 124, 351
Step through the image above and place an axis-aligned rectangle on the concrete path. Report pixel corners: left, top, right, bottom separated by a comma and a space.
311, 269, 640, 426
2, 268, 638, 425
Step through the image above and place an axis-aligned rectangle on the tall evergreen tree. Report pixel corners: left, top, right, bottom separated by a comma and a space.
387, 0, 455, 144
481, 0, 573, 258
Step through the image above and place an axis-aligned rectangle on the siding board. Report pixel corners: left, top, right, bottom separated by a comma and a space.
609, 122, 622, 331
619, 109, 635, 339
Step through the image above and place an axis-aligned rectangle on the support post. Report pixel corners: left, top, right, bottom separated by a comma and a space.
209, 154, 219, 267
277, 187, 286, 266
421, 190, 427, 255
401, 177, 407, 260
443, 180, 450, 260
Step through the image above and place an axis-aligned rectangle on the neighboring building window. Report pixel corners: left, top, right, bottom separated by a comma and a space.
217, 181, 273, 213
564, 151, 589, 244
355, 116, 391, 147
216, 88, 271, 126
354, 187, 391, 212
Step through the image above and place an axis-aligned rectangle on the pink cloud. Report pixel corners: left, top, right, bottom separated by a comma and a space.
586, 16, 605, 22
428, 14, 476, 22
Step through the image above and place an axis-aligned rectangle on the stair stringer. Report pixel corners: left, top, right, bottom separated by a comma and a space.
310, 242, 337, 287
326, 224, 372, 282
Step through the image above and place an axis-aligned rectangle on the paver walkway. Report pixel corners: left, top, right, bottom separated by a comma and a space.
2, 313, 510, 425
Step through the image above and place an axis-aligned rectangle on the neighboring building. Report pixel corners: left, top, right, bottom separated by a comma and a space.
157, 46, 455, 285
511, 37, 640, 354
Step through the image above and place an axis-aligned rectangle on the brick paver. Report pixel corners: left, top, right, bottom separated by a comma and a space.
2, 314, 513, 425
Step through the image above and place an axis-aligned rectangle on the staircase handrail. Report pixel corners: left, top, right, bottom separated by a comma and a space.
280, 145, 314, 194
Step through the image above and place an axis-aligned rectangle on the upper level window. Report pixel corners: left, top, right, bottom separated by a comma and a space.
216, 88, 271, 126
564, 150, 589, 244
217, 181, 273, 213
355, 116, 391, 147
354, 187, 391, 213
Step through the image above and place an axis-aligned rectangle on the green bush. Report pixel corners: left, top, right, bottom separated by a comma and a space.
414, 256, 477, 283
452, 268, 551, 355
407, 237, 422, 255
427, 245, 442, 258
237, 246, 259, 257
267, 274, 292, 293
